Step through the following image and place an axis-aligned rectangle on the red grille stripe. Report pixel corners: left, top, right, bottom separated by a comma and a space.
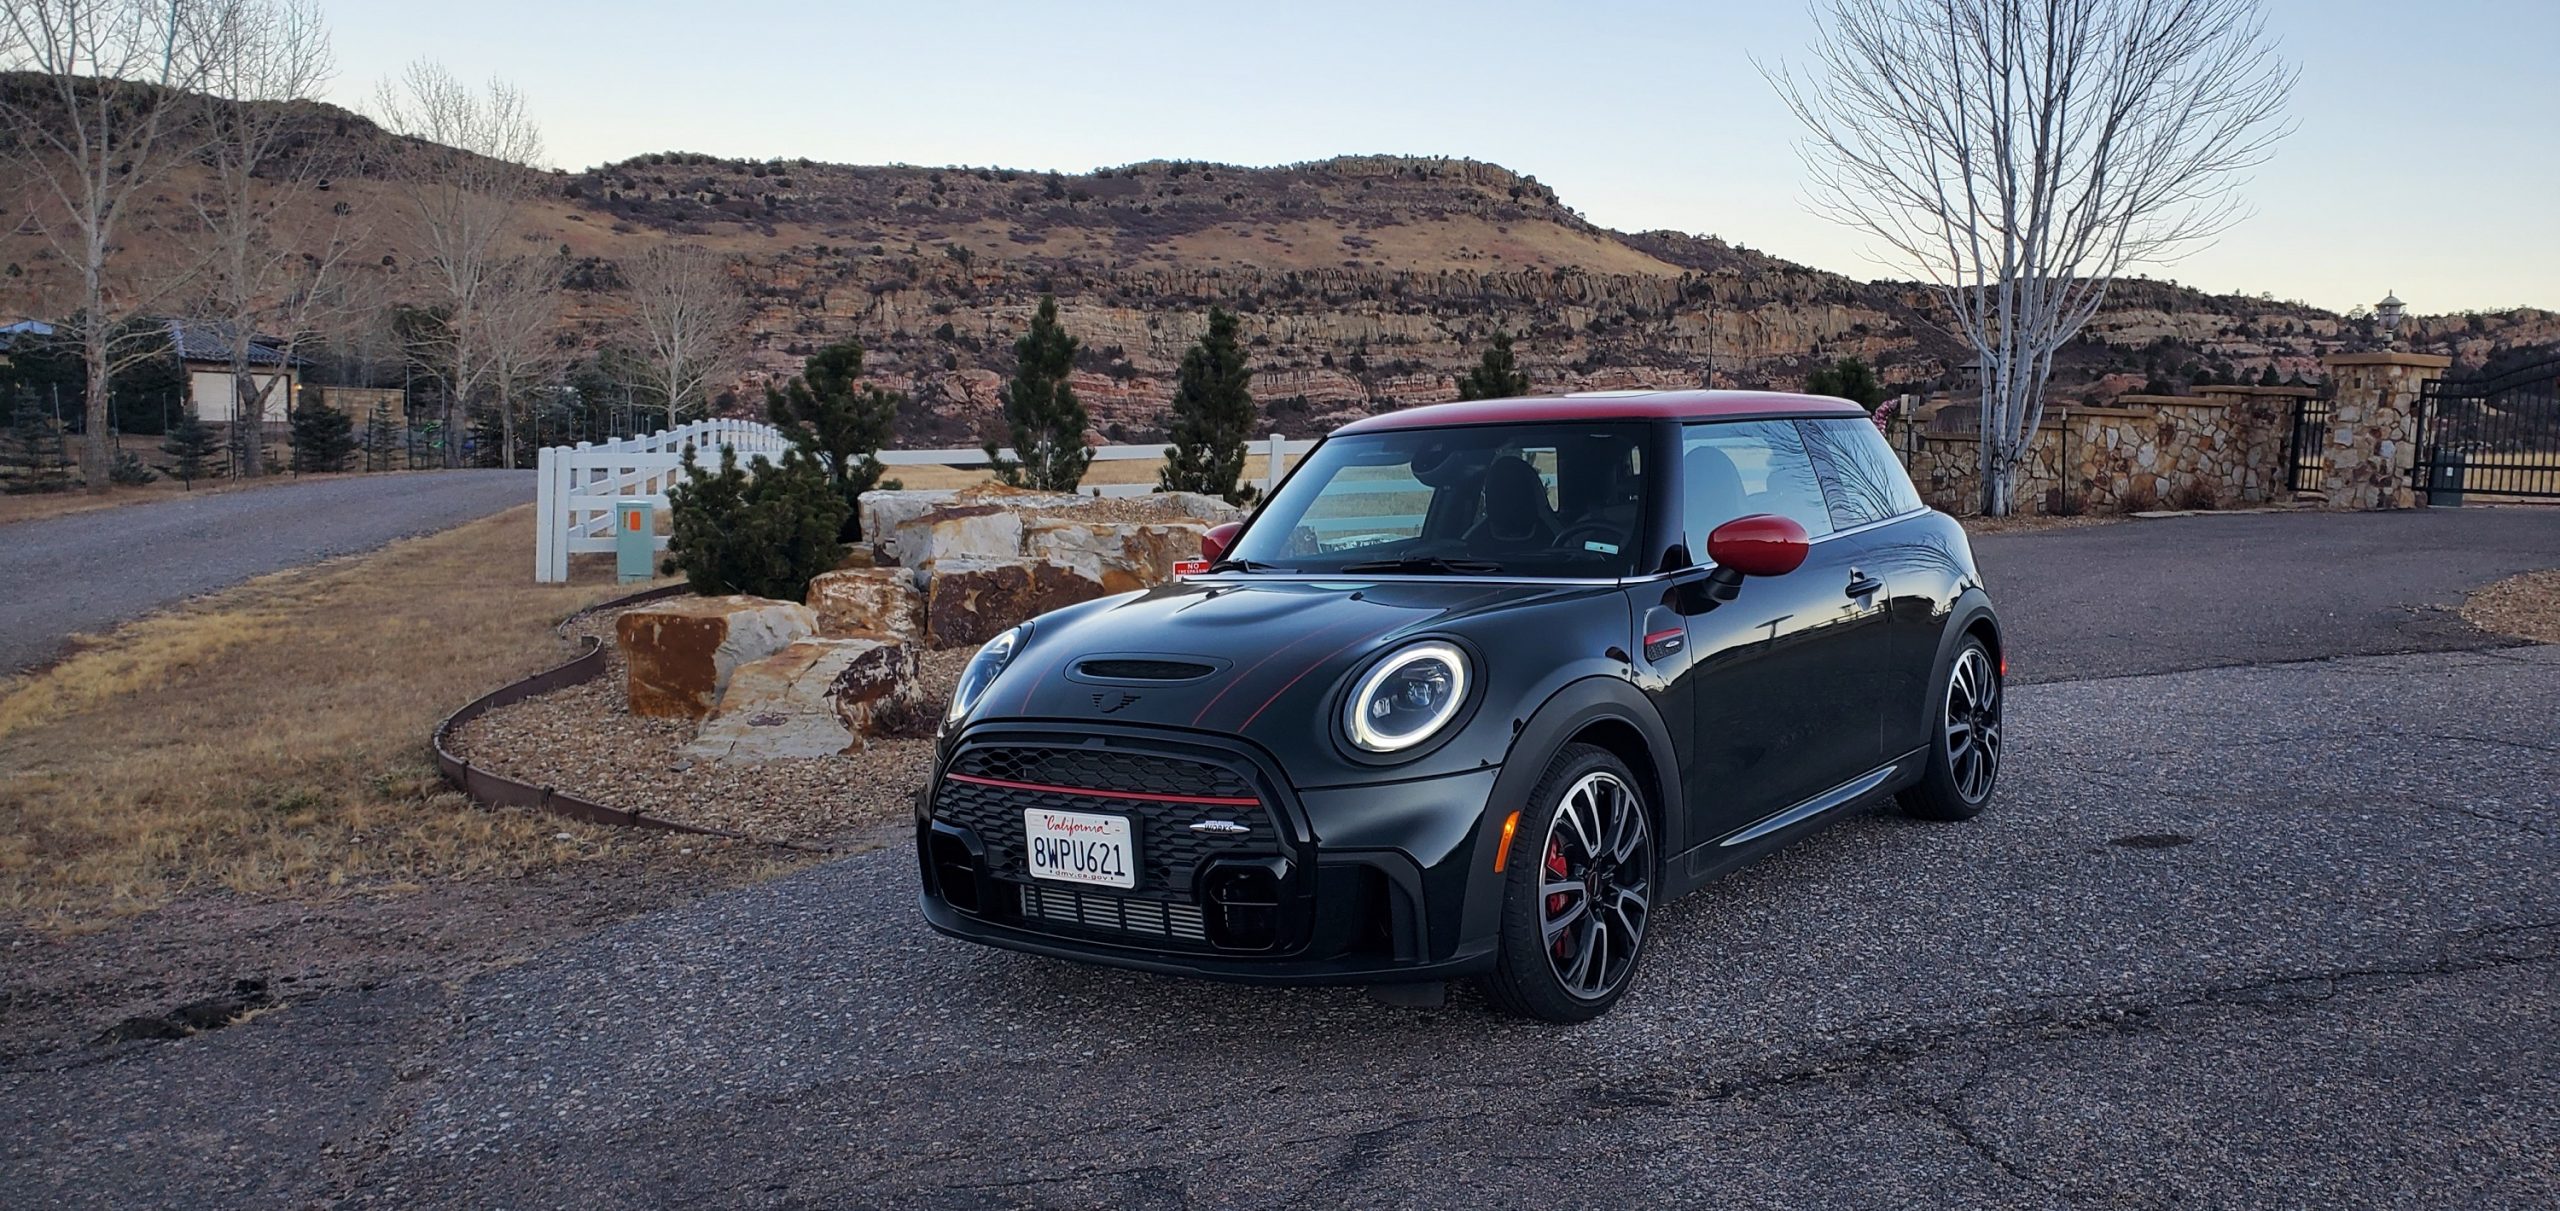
943, 771, 1259, 808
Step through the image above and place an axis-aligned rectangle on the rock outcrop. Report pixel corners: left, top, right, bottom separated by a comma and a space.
922, 556, 1107, 648
615, 596, 818, 719
681, 635, 922, 761
806, 567, 926, 643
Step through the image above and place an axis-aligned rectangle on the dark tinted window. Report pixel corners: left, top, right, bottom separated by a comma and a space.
1228, 423, 1650, 577
1680, 420, 1833, 554
1798, 418, 1925, 528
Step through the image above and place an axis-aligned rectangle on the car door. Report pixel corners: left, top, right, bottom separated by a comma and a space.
1675, 420, 1889, 842
1797, 418, 1940, 760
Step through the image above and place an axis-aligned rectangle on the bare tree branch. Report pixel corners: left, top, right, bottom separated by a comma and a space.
618, 241, 745, 429
1765, 0, 2294, 513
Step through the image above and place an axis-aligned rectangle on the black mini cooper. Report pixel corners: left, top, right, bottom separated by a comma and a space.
917, 390, 2003, 1020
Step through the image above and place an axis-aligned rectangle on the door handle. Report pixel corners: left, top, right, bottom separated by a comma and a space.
1845, 571, 1883, 599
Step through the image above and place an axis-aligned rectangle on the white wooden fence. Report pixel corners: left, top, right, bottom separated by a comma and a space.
535, 427, 1317, 583
533, 419, 790, 583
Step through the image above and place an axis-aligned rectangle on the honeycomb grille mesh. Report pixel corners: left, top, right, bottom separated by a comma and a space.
934, 742, 1275, 902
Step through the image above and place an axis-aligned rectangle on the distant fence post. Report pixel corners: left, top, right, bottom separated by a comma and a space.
1264, 432, 1285, 496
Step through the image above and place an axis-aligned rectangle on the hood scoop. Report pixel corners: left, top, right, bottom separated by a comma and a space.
1073, 658, 1219, 683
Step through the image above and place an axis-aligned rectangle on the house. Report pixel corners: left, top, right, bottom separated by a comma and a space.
168, 320, 300, 424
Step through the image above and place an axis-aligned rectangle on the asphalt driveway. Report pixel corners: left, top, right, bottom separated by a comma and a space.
4, 506, 2557, 1208
0, 471, 532, 673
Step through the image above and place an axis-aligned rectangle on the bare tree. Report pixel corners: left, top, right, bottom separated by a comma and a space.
0, 0, 214, 491
475, 250, 561, 467
188, 0, 356, 477
1766, 0, 2293, 514
369, 59, 542, 467
619, 242, 745, 429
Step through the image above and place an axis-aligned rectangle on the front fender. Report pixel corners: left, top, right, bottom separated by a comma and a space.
1441, 673, 1684, 962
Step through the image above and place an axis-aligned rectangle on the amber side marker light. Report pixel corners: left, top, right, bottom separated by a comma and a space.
1492, 810, 1521, 871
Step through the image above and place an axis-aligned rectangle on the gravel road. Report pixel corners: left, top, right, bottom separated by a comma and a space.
0, 471, 532, 673
3, 507, 2556, 1208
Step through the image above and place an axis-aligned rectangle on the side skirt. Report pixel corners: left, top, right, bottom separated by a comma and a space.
1662, 747, 1930, 899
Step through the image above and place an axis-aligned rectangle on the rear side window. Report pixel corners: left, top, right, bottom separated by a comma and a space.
1680, 420, 1834, 553
1797, 418, 1925, 528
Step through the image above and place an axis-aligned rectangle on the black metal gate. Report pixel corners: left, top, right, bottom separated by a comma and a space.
2285, 396, 2332, 493
2416, 357, 2560, 500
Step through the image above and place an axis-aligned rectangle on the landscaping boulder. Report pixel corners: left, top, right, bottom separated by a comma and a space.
886, 504, 1024, 569
806, 567, 925, 643
1023, 520, 1208, 592
681, 635, 922, 762
922, 555, 1107, 648
616, 595, 817, 719
855, 489, 959, 552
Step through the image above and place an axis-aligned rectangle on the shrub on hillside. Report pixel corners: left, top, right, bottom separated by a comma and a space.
663, 443, 847, 601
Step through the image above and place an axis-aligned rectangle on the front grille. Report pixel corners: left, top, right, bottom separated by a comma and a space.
933, 741, 1280, 902
1020, 884, 1209, 942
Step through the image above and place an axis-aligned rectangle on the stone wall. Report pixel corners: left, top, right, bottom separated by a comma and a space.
2315, 352, 2449, 510
1896, 386, 2312, 515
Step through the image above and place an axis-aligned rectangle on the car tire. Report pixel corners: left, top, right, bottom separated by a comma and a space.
1481, 743, 1656, 1023
1900, 635, 2003, 822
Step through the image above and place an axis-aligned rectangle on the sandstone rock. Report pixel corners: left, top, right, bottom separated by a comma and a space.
807, 567, 925, 642
1023, 520, 1208, 592
681, 636, 922, 762
617, 596, 818, 719
923, 555, 1107, 648
888, 503, 1025, 569
855, 489, 960, 554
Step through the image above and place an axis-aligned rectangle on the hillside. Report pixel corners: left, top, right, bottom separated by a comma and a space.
3, 89, 2552, 443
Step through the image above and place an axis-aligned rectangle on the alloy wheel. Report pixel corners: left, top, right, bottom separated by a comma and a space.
1538, 770, 1652, 1001
1944, 646, 2002, 802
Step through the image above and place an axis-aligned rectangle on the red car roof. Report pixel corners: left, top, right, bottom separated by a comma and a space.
1331, 390, 1869, 434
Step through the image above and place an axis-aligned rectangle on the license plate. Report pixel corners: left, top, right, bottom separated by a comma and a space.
1023, 808, 1136, 889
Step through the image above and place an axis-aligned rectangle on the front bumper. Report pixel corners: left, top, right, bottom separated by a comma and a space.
915, 722, 1506, 985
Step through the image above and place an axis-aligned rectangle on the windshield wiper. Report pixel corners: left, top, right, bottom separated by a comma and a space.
1207, 557, 1283, 573
1337, 554, 1508, 575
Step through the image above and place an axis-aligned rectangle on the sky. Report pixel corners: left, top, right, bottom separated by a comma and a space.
318, 0, 2559, 315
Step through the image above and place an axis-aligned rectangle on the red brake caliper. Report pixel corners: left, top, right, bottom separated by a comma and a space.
1545, 838, 1571, 956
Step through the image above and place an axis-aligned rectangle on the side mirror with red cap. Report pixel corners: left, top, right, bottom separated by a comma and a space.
1700, 513, 1810, 603
1174, 521, 1246, 577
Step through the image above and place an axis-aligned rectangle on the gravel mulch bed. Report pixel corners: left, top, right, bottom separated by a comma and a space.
447, 605, 967, 849
2463, 567, 2560, 644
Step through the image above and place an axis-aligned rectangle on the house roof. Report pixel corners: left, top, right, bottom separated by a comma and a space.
1332, 390, 1867, 435
165, 319, 297, 367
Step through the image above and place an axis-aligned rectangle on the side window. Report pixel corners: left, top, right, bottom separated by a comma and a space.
1797, 418, 1926, 528
1680, 421, 1834, 555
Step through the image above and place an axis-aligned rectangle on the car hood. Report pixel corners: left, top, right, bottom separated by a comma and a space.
972, 576, 1603, 745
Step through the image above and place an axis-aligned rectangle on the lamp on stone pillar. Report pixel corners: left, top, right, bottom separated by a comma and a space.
2375, 291, 2406, 351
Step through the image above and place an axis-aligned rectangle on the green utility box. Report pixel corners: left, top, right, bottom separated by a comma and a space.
616, 498, 655, 583
2427, 452, 2464, 508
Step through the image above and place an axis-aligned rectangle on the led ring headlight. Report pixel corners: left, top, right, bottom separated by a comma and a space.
1343, 641, 1469, 754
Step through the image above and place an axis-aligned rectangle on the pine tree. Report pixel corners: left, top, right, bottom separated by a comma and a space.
159, 411, 220, 488
2257, 364, 2283, 386
984, 296, 1092, 491
291, 391, 357, 473
663, 443, 848, 600
4, 394, 74, 493
766, 338, 903, 538
1157, 307, 1258, 503
1804, 356, 1886, 409
1455, 330, 1532, 401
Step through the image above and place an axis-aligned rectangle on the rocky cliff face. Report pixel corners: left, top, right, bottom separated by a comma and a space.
2, 89, 2548, 445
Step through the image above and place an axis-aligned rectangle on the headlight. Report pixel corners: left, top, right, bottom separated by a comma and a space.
1342, 641, 1469, 753
946, 625, 1023, 725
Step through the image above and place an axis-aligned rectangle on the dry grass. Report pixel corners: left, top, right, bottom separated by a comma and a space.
0, 504, 716, 927
2462, 568, 2560, 644
1956, 512, 2125, 537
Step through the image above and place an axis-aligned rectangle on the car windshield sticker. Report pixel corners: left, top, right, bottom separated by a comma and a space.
1584, 540, 1619, 554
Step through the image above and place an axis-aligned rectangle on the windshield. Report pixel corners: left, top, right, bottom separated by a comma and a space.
1225, 422, 1651, 577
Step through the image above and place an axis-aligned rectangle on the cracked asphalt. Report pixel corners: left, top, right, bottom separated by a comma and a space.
0, 470, 532, 673
5, 508, 2557, 1208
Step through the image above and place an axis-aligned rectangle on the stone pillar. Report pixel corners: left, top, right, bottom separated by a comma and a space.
2316, 352, 2450, 510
